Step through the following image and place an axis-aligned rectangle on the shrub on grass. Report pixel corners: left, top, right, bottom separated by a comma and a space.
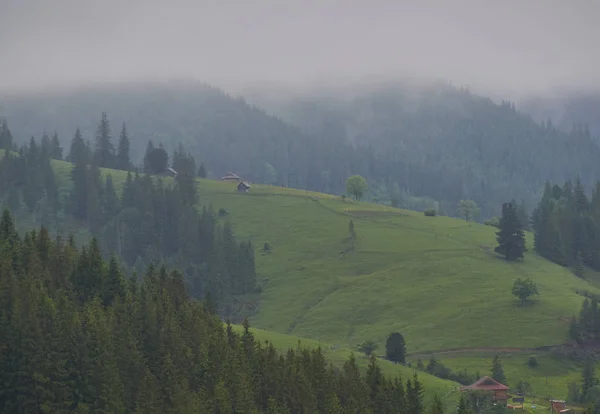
424, 208, 437, 217
527, 356, 538, 368
357, 340, 378, 357
484, 216, 500, 228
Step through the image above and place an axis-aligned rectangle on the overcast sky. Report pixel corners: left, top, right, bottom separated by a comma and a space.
1, 0, 599, 97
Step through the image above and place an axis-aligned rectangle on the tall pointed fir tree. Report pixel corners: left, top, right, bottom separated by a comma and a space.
67, 128, 90, 165
495, 201, 527, 261
491, 354, 507, 385
94, 112, 115, 168
197, 162, 207, 178
116, 122, 131, 171
50, 132, 63, 160
0, 118, 13, 150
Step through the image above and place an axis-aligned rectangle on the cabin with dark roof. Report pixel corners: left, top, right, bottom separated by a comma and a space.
222, 172, 241, 181
237, 181, 251, 193
460, 376, 509, 402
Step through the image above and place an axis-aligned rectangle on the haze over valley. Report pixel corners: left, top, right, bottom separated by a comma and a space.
2, 1, 600, 412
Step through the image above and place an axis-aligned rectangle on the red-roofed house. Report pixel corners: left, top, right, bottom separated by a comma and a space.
549, 400, 570, 413
460, 376, 509, 402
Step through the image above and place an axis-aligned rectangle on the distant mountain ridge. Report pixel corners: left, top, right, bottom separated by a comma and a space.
2, 79, 600, 218
518, 90, 600, 140
245, 81, 600, 216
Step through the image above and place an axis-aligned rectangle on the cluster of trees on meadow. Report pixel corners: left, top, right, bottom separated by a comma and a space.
0, 114, 255, 314
0, 210, 433, 413
532, 179, 600, 273
567, 354, 600, 411
568, 298, 600, 345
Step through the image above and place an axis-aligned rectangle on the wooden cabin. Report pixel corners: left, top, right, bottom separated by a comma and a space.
222, 172, 241, 182
460, 376, 509, 402
549, 400, 570, 413
237, 181, 251, 193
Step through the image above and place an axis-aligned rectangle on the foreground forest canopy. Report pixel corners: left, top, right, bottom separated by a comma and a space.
2, 80, 600, 219
0, 209, 436, 413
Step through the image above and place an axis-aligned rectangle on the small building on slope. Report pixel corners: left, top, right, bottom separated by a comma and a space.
460, 376, 509, 403
222, 172, 241, 182
237, 181, 251, 193
549, 400, 570, 413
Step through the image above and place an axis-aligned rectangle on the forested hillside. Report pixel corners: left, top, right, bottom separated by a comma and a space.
0, 125, 257, 315
0, 209, 433, 413
3, 80, 600, 220
520, 91, 600, 139
247, 82, 600, 217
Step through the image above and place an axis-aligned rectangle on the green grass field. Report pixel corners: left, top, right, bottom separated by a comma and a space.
184, 177, 598, 353
6, 150, 598, 403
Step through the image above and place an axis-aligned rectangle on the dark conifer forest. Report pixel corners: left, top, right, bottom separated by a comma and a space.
0, 209, 426, 413
0, 119, 256, 316
532, 179, 600, 271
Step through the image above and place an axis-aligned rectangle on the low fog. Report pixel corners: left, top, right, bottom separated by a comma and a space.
1, 0, 600, 98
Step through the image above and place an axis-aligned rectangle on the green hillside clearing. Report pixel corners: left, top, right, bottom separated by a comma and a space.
35, 154, 600, 353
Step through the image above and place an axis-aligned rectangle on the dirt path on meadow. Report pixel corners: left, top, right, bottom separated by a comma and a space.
407, 344, 565, 358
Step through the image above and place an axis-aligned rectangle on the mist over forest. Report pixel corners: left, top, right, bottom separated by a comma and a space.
3, 1, 600, 413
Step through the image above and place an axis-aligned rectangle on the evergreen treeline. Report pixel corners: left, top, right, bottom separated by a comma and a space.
251, 82, 600, 217
4, 81, 600, 219
532, 179, 600, 270
0, 209, 426, 413
0, 121, 256, 312
568, 298, 600, 345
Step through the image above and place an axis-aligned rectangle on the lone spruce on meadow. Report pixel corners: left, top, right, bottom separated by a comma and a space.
495, 201, 527, 261
385, 332, 407, 364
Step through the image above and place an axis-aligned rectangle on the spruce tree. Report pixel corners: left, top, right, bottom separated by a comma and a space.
428, 393, 445, 414
457, 393, 469, 414
67, 128, 90, 165
406, 373, 424, 413
143, 141, 168, 174
41, 132, 52, 159
0, 118, 13, 150
385, 332, 406, 364
94, 112, 115, 168
50, 132, 63, 160
495, 201, 527, 261
68, 161, 88, 220
197, 162, 207, 178
491, 354, 507, 385
143, 140, 155, 173
116, 122, 131, 171
582, 357, 597, 402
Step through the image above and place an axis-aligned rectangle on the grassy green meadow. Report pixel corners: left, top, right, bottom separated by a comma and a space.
187, 177, 597, 353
